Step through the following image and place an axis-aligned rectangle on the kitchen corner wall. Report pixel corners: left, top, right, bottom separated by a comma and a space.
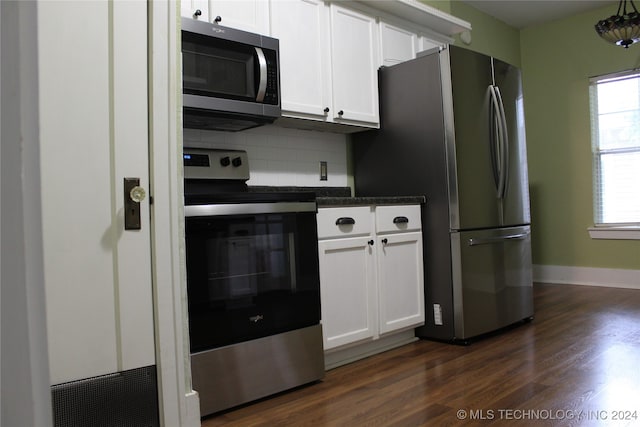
183, 124, 349, 188
420, 1, 520, 66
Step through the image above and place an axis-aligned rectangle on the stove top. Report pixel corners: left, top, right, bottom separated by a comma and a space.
183, 147, 318, 205
184, 190, 316, 205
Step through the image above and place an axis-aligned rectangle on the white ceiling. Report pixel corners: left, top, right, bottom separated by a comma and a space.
460, 0, 617, 29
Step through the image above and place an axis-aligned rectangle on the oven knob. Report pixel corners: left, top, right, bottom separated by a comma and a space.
220, 156, 231, 167
232, 157, 242, 167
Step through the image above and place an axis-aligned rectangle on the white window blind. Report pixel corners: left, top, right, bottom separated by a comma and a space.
589, 71, 640, 226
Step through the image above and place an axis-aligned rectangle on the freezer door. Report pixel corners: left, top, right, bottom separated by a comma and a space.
451, 226, 533, 340
492, 58, 531, 226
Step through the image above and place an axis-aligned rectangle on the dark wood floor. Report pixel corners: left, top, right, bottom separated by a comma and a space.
202, 283, 640, 426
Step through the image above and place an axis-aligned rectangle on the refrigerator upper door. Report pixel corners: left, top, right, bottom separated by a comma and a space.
492, 58, 531, 226
446, 46, 501, 231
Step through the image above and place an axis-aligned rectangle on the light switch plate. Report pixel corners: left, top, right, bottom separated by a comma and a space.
320, 161, 328, 181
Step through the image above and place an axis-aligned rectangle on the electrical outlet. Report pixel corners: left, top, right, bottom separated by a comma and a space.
433, 304, 443, 325
319, 161, 328, 181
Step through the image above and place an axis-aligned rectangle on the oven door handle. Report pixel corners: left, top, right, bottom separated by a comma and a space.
185, 201, 317, 217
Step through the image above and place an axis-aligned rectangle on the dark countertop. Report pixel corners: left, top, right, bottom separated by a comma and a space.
249, 186, 351, 198
248, 186, 425, 207
316, 195, 425, 207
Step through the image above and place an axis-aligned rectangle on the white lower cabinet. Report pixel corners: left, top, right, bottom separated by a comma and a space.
317, 204, 425, 363
318, 236, 377, 350
377, 231, 425, 334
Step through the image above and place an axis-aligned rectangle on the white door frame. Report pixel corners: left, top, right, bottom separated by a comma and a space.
1, 1, 52, 426
148, 2, 200, 426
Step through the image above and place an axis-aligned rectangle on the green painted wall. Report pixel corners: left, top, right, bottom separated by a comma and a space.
448, 1, 520, 67
420, 1, 520, 66
520, 7, 640, 270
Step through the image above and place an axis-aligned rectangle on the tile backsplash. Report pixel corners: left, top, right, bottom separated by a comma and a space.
183, 125, 349, 187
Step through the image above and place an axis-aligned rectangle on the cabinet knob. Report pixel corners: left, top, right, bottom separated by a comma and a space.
194, 9, 202, 17
338, 110, 344, 116
368, 240, 374, 246
381, 238, 388, 245
214, 15, 222, 23
324, 107, 330, 113
393, 216, 409, 224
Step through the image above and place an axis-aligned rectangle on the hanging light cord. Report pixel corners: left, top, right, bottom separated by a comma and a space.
618, 0, 639, 16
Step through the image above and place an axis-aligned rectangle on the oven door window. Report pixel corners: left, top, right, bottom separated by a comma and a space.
185, 212, 320, 352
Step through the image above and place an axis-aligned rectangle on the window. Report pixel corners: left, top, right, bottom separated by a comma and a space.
589, 71, 640, 227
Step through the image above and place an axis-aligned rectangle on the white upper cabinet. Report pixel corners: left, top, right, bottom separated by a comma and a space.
270, 0, 331, 120
329, 3, 380, 126
378, 20, 446, 68
379, 20, 418, 67
180, 0, 469, 131
418, 34, 444, 54
209, 0, 270, 34
181, 0, 209, 21
272, 1, 379, 129
181, 0, 270, 34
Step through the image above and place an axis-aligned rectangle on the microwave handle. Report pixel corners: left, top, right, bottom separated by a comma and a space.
255, 47, 267, 103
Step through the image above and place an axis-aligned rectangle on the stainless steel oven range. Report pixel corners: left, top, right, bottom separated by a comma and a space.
183, 148, 324, 416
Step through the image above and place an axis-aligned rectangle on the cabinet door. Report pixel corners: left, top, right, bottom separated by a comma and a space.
181, 0, 209, 20
329, 4, 379, 126
377, 232, 425, 334
210, 0, 269, 34
271, 0, 331, 120
318, 237, 377, 350
380, 20, 418, 67
38, 1, 155, 384
418, 34, 443, 54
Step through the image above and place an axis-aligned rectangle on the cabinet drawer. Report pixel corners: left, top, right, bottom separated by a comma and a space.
317, 207, 372, 239
375, 205, 422, 234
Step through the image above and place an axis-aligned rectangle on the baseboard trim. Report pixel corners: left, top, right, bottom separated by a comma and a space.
184, 391, 201, 427
533, 265, 640, 290
324, 330, 417, 370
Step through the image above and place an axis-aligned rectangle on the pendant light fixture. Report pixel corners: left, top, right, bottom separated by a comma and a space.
595, 0, 640, 48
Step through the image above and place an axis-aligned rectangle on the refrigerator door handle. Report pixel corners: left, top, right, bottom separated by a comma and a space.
488, 85, 505, 198
494, 85, 510, 199
488, 86, 499, 188
468, 232, 529, 246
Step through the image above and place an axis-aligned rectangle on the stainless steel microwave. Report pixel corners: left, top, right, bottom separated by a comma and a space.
181, 18, 280, 132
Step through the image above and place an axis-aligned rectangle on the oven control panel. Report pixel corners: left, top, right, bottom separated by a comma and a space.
183, 148, 250, 181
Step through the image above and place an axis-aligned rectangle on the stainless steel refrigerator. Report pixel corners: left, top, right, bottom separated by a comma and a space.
353, 45, 534, 342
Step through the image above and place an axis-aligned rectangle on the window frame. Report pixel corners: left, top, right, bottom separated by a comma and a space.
588, 70, 640, 239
